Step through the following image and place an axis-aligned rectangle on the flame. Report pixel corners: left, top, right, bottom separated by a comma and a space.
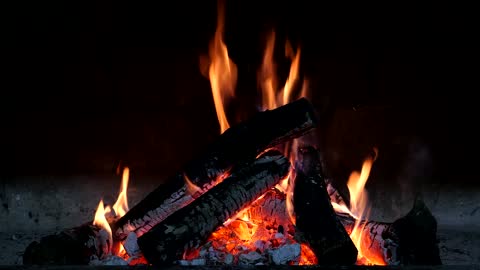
333, 151, 386, 265
258, 31, 305, 111
93, 199, 113, 254
201, 0, 237, 134
92, 167, 133, 259
112, 167, 130, 217
184, 174, 202, 196
257, 31, 307, 225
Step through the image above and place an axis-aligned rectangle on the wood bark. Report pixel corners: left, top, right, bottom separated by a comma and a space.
337, 198, 441, 265
23, 223, 110, 265
293, 146, 358, 265
114, 98, 316, 240
137, 151, 291, 265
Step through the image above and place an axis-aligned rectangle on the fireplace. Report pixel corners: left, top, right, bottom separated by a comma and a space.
2, 0, 479, 268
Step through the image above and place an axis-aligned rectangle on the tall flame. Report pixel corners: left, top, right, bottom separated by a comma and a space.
257, 31, 306, 225
201, 0, 237, 134
93, 199, 113, 254
93, 167, 131, 258
112, 167, 130, 217
332, 150, 386, 265
258, 31, 305, 111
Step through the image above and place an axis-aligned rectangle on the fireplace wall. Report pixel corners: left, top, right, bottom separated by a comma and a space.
1, 0, 478, 266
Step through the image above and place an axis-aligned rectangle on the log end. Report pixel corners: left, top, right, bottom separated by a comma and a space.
23, 225, 98, 265
391, 197, 442, 265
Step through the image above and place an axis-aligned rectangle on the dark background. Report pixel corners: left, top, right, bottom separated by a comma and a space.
1, 1, 478, 189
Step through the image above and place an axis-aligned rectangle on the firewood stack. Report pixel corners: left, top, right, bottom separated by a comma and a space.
23, 98, 441, 266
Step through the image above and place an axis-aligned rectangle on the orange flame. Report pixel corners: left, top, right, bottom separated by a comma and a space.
93, 167, 131, 258
332, 150, 386, 265
201, 0, 237, 134
93, 199, 113, 254
112, 167, 130, 217
257, 31, 307, 225
258, 31, 305, 111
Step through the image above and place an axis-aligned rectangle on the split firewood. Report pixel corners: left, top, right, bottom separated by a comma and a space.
114, 98, 316, 240
137, 151, 291, 265
23, 223, 111, 265
337, 198, 442, 265
293, 146, 358, 265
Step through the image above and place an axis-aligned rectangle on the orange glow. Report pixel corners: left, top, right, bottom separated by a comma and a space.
112, 167, 130, 217
299, 244, 318, 265
200, 0, 237, 134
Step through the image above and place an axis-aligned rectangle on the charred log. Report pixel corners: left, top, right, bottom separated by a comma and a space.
114, 98, 316, 240
23, 223, 110, 265
137, 151, 291, 265
337, 198, 441, 265
293, 146, 358, 265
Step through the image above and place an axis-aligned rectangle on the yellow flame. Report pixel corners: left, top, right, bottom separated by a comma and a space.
257, 31, 306, 225
112, 167, 130, 218
201, 0, 237, 134
93, 167, 134, 258
336, 151, 386, 265
93, 199, 113, 254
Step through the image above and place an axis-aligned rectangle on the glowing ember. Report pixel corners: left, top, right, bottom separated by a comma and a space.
200, 0, 237, 134
299, 244, 318, 265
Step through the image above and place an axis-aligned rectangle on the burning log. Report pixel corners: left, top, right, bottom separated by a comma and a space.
137, 151, 291, 265
293, 146, 358, 265
114, 98, 316, 240
23, 223, 110, 265
337, 198, 442, 265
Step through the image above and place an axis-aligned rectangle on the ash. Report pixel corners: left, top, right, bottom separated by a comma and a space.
179, 189, 306, 266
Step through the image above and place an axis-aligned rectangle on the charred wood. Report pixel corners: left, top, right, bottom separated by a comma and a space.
23, 223, 110, 265
114, 98, 316, 240
137, 151, 291, 265
337, 198, 442, 265
293, 146, 358, 265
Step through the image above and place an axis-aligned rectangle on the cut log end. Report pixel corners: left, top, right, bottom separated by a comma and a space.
23, 223, 109, 265
391, 197, 442, 265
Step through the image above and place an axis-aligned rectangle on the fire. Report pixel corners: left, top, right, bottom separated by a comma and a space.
112, 167, 130, 217
200, 0, 237, 134
258, 31, 305, 111
257, 31, 307, 225
93, 167, 131, 257
93, 199, 113, 254
299, 244, 318, 265
331, 150, 386, 265
184, 174, 202, 196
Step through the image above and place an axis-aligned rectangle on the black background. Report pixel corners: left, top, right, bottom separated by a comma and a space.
1, 1, 478, 188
